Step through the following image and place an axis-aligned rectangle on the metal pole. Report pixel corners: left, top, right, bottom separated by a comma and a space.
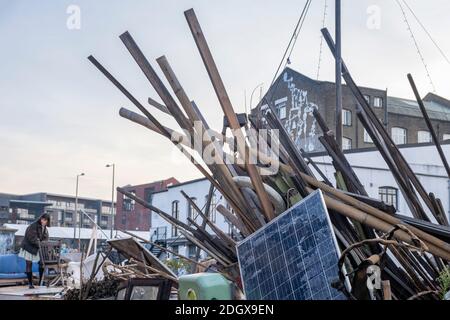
335, 0, 343, 150
249, 83, 264, 111
74, 173, 84, 251
78, 198, 81, 252
111, 164, 115, 238
74, 175, 79, 248
106, 164, 115, 238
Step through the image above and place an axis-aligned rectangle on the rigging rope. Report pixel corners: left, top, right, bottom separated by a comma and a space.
286, 0, 312, 64
402, 0, 450, 65
269, 0, 312, 88
316, 0, 328, 80
396, 0, 436, 92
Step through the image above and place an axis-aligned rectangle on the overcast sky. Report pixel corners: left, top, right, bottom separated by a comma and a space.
1, 0, 450, 200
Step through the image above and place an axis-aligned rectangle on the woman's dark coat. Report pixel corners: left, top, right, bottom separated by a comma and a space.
21, 219, 49, 255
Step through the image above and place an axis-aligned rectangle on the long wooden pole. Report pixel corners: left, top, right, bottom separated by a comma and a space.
408, 74, 450, 178
184, 9, 275, 221
300, 172, 450, 255
121, 230, 210, 268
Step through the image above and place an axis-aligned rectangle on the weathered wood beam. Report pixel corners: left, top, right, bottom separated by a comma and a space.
184, 8, 275, 221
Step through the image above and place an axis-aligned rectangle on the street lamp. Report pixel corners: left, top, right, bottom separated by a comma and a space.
249, 83, 264, 111
74, 172, 85, 251
106, 164, 115, 238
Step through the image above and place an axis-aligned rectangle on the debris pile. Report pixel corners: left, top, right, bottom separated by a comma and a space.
64, 275, 119, 300
88, 8, 450, 300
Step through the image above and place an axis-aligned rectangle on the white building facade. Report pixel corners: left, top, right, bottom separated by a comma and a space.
150, 143, 449, 261
310, 143, 450, 223
151, 178, 235, 261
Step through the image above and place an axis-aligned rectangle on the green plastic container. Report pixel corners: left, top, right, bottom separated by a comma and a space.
178, 273, 232, 300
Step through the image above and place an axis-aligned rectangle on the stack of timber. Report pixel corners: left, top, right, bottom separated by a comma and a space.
88, 8, 450, 300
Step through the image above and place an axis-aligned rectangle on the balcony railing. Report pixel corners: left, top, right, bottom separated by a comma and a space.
150, 226, 167, 242
18, 213, 35, 220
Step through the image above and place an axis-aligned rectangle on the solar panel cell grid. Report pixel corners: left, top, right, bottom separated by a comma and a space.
237, 190, 347, 300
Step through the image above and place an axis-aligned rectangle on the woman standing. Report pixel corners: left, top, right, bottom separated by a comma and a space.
18, 213, 50, 288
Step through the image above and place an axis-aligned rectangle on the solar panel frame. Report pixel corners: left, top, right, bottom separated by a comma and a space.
237, 190, 346, 300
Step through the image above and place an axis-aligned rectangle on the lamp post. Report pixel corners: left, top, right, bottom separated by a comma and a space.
74, 172, 85, 250
249, 83, 264, 111
106, 164, 115, 238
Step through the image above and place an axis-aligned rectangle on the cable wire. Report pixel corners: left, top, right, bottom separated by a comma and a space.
316, 0, 329, 80
269, 0, 312, 88
396, 0, 436, 92
402, 0, 450, 65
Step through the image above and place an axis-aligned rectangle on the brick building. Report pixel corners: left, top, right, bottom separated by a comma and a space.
115, 177, 179, 231
252, 67, 450, 152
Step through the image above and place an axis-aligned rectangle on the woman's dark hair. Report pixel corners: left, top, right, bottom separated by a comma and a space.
39, 213, 51, 226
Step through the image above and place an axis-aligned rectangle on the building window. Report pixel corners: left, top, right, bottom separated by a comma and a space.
171, 201, 179, 237
210, 194, 217, 223
187, 197, 197, 225
171, 245, 179, 258
392, 127, 407, 145
379, 186, 398, 208
123, 191, 136, 211
417, 131, 432, 143
101, 215, 109, 226
277, 103, 287, 120
188, 245, 197, 258
363, 128, 373, 143
443, 134, 450, 141
373, 97, 383, 108
342, 137, 352, 150
275, 97, 288, 120
363, 95, 370, 105
342, 109, 352, 126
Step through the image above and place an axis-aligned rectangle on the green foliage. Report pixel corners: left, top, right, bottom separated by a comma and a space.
165, 258, 190, 274
437, 267, 450, 300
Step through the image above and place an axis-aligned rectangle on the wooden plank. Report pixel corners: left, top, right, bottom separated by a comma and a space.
382, 280, 392, 300
119, 31, 193, 132
121, 230, 210, 268
148, 97, 170, 115
117, 187, 196, 233
119, 107, 191, 147
321, 28, 439, 222
408, 74, 450, 179
217, 204, 250, 236
184, 9, 275, 221
180, 190, 237, 251
155, 55, 254, 224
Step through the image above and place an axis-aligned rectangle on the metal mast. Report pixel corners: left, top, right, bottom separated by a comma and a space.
335, 0, 343, 150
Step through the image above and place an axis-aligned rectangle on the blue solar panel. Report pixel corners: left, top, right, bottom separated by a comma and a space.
237, 190, 346, 300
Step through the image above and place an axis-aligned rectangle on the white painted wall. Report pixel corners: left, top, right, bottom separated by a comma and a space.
151, 144, 449, 259
310, 143, 450, 223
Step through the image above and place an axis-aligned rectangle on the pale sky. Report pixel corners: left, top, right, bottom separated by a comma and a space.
1, 0, 450, 200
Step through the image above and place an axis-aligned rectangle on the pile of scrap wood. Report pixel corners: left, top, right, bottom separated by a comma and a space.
88, 8, 450, 300
69, 237, 178, 300
64, 275, 120, 300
